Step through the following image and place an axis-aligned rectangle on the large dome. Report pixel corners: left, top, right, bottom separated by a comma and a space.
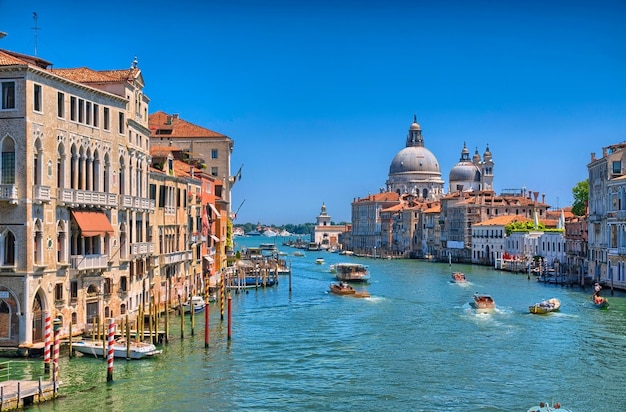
386, 117, 444, 200
389, 146, 440, 175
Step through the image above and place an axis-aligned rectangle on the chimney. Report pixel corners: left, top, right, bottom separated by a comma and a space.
173, 114, 179, 121
591, 152, 596, 162
542, 193, 545, 204
534, 192, 539, 202
603, 147, 608, 157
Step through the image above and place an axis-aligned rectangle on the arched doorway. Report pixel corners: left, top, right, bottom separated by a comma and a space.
32, 292, 44, 342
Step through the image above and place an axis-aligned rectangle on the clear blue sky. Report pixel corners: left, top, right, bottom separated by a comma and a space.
2, 0, 625, 225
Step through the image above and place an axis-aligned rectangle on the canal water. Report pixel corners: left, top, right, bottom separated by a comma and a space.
10, 236, 626, 411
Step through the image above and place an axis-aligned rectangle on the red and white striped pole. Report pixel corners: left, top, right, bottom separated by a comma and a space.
106, 318, 115, 382
43, 311, 51, 373
52, 318, 61, 384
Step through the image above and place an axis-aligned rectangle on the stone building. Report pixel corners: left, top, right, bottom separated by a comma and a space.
311, 202, 348, 250
0, 49, 151, 348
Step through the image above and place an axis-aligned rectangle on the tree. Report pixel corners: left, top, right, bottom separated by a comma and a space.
572, 180, 589, 216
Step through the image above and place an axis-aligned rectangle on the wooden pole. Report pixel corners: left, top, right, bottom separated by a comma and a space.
69, 321, 73, 358
126, 314, 130, 360
179, 295, 184, 339
221, 271, 225, 321
204, 297, 210, 348
190, 296, 195, 337
227, 294, 232, 340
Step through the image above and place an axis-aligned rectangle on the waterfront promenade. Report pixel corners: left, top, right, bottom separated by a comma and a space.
4, 236, 626, 411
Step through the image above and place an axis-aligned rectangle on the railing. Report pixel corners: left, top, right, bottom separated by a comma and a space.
0, 184, 18, 203
162, 250, 192, 265
130, 242, 154, 256
120, 194, 155, 212
33, 185, 51, 203
70, 254, 109, 270
57, 188, 117, 208
0, 360, 45, 382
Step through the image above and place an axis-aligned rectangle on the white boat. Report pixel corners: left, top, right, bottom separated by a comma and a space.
334, 263, 370, 283
182, 295, 206, 313
315, 257, 324, 265
72, 339, 162, 360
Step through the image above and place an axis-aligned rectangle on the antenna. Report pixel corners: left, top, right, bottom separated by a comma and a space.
32, 12, 39, 56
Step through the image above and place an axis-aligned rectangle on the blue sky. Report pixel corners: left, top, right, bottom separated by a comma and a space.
2, 0, 625, 225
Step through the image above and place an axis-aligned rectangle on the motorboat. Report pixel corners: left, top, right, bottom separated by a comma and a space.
470, 293, 495, 313
592, 295, 609, 309
334, 263, 370, 283
329, 282, 370, 298
527, 401, 571, 411
529, 298, 561, 314
182, 295, 206, 314
451, 272, 467, 283
315, 257, 324, 265
72, 339, 162, 360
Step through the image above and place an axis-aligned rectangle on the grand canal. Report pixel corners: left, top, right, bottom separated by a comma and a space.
11, 236, 626, 411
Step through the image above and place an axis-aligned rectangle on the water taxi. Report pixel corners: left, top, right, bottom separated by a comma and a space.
470, 293, 495, 313
529, 298, 561, 314
329, 282, 370, 298
451, 272, 467, 283
334, 263, 370, 283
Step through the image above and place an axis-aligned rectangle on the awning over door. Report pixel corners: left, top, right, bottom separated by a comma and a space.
71, 210, 114, 237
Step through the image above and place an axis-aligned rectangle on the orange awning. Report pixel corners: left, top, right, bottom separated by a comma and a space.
71, 210, 114, 237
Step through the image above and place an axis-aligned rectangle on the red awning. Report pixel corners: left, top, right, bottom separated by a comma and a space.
71, 210, 114, 237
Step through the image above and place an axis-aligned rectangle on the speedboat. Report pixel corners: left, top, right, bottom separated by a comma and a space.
329, 282, 370, 298
315, 257, 324, 264
527, 401, 571, 411
334, 263, 370, 283
182, 295, 206, 313
529, 298, 561, 314
451, 272, 467, 283
72, 339, 162, 360
470, 293, 495, 313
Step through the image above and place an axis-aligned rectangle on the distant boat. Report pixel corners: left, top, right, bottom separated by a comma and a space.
293, 251, 305, 257
181, 295, 206, 314
529, 298, 561, 314
334, 263, 370, 283
315, 257, 324, 265
263, 229, 278, 237
450, 272, 467, 283
527, 401, 572, 412
329, 282, 370, 298
247, 230, 262, 236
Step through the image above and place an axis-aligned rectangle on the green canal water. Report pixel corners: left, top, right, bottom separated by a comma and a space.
7, 236, 626, 411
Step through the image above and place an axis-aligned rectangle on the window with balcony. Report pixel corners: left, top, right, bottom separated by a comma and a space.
57, 221, 67, 263
1, 136, 16, 185
1, 81, 15, 110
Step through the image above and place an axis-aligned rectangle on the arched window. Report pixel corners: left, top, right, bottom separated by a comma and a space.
57, 221, 67, 263
34, 219, 43, 264
119, 155, 126, 195
1, 136, 16, 184
0, 230, 16, 266
57, 142, 66, 188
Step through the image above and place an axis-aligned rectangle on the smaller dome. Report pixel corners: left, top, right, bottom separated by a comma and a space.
409, 114, 421, 131
473, 148, 481, 163
449, 162, 480, 182
483, 145, 492, 160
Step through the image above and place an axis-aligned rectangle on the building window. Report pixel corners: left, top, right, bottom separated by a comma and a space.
1, 137, 16, 184
103, 107, 110, 130
1, 81, 15, 110
85, 101, 91, 125
211, 149, 218, 159
55, 283, 63, 302
70, 281, 78, 300
120, 276, 127, 292
78, 98, 84, 123
57, 92, 65, 118
1, 230, 16, 266
93, 104, 99, 127
33, 84, 42, 112
70, 96, 77, 121
211, 167, 218, 177
118, 112, 125, 134
613, 161, 621, 175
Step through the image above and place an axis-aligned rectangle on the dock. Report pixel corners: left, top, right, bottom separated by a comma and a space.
0, 379, 60, 410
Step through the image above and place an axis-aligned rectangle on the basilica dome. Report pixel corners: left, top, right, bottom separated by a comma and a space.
386, 116, 444, 200
449, 143, 481, 192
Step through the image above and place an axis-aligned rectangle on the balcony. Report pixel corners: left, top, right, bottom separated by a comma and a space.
160, 250, 192, 265
119, 194, 155, 212
33, 185, 51, 203
0, 184, 18, 204
58, 188, 117, 208
130, 242, 154, 257
70, 254, 109, 270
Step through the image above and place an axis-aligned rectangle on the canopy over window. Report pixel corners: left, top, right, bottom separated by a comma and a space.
71, 210, 114, 237
208, 203, 221, 218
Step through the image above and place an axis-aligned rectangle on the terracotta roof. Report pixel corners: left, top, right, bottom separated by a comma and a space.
0, 49, 52, 68
355, 192, 401, 203
474, 215, 530, 226
50, 67, 138, 83
150, 145, 182, 158
149, 111, 227, 139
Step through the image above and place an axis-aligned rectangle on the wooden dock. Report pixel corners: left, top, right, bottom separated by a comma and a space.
0, 379, 60, 410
